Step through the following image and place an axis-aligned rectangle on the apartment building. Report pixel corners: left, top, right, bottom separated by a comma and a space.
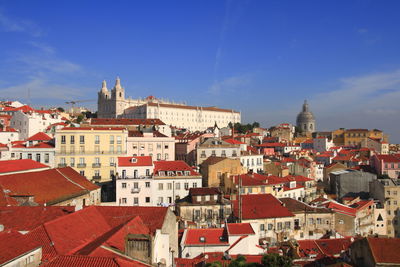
55, 127, 128, 183
196, 137, 240, 165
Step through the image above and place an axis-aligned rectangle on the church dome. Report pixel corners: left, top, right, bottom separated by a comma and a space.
296, 100, 316, 132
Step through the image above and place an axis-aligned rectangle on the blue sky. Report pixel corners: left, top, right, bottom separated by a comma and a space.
0, 0, 400, 142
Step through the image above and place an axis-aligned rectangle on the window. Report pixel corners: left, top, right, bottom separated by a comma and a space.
157, 143, 161, 149
79, 157, 85, 164
164, 153, 169, 160
70, 158, 75, 166
134, 197, 139, 205
70, 146, 75, 153
167, 183, 172, 190
157, 153, 161, 160
95, 135, 100, 144
80, 170, 85, 176
164, 144, 169, 149
79, 146, 85, 153
80, 135, 85, 144
121, 198, 127, 204
175, 182, 180, 190
27, 153, 32, 159
317, 218, 322, 224
285, 221, 291, 229
110, 135, 114, 144
148, 144, 153, 151
193, 182, 197, 188
61, 135, 66, 144
339, 220, 344, 224
158, 197, 163, 204
70, 135, 75, 144
117, 145, 122, 153
145, 197, 150, 203
146, 169, 150, 176
140, 143, 145, 150
44, 153, 49, 163
158, 183, 163, 190
145, 182, 150, 188
36, 153, 41, 162
122, 183, 127, 188
260, 224, 265, 231
117, 136, 122, 144
184, 183, 189, 190
268, 224, 273, 231
277, 222, 282, 230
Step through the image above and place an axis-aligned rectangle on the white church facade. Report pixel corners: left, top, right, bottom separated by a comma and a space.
97, 77, 241, 131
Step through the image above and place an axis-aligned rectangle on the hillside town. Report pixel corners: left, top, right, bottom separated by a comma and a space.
0, 77, 399, 267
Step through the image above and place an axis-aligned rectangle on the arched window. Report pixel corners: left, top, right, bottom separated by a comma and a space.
310, 124, 313, 130
119, 92, 122, 97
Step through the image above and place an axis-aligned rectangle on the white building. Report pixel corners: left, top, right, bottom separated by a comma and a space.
239, 151, 264, 173
97, 78, 241, 131
196, 137, 240, 165
127, 130, 175, 161
116, 159, 202, 207
10, 110, 63, 140
180, 223, 263, 259
0, 132, 55, 167
0, 127, 19, 144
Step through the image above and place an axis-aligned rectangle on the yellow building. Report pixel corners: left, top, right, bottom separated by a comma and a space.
342, 128, 387, 147
200, 157, 245, 188
55, 127, 127, 183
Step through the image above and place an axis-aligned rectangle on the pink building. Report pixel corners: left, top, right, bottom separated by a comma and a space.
370, 154, 400, 179
175, 132, 214, 166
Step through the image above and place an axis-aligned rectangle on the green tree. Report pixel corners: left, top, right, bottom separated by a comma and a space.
261, 253, 292, 267
57, 107, 65, 112
228, 255, 247, 267
206, 261, 223, 267
76, 114, 84, 123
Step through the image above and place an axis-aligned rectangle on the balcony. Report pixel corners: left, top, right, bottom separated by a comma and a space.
131, 188, 140, 193
92, 175, 101, 181
95, 140, 100, 144
92, 163, 101, 168
70, 163, 75, 167
58, 163, 67, 168
77, 163, 87, 168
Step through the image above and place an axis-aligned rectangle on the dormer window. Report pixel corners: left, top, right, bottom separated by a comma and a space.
185, 171, 191, 176
168, 171, 175, 176
131, 158, 137, 163
159, 171, 165, 176
176, 171, 183, 176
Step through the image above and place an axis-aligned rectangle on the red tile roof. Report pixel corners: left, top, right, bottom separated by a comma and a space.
375, 154, 400, 163
224, 138, 246, 145
43, 255, 143, 267
232, 194, 294, 219
367, 237, 400, 264
154, 160, 200, 176
26, 132, 52, 141
0, 159, 49, 174
61, 127, 125, 131
184, 228, 229, 245
322, 201, 356, 217
90, 118, 166, 126
0, 230, 42, 265
0, 167, 99, 205
226, 223, 255, 235
0, 206, 74, 231
0, 127, 17, 132
118, 156, 153, 167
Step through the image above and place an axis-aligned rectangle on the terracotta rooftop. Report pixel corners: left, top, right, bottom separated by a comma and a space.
0, 167, 99, 205
367, 237, 400, 264
184, 228, 228, 246
0, 230, 41, 265
189, 187, 220, 196
226, 223, 255, 235
232, 194, 294, 219
26, 132, 52, 141
153, 160, 200, 176
90, 118, 166, 126
0, 159, 49, 174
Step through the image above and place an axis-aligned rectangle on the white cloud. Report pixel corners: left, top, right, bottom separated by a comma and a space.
0, 10, 42, 37
0, 77, 86, 101
28, 41, 55, 54
208, 74, 251, 95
